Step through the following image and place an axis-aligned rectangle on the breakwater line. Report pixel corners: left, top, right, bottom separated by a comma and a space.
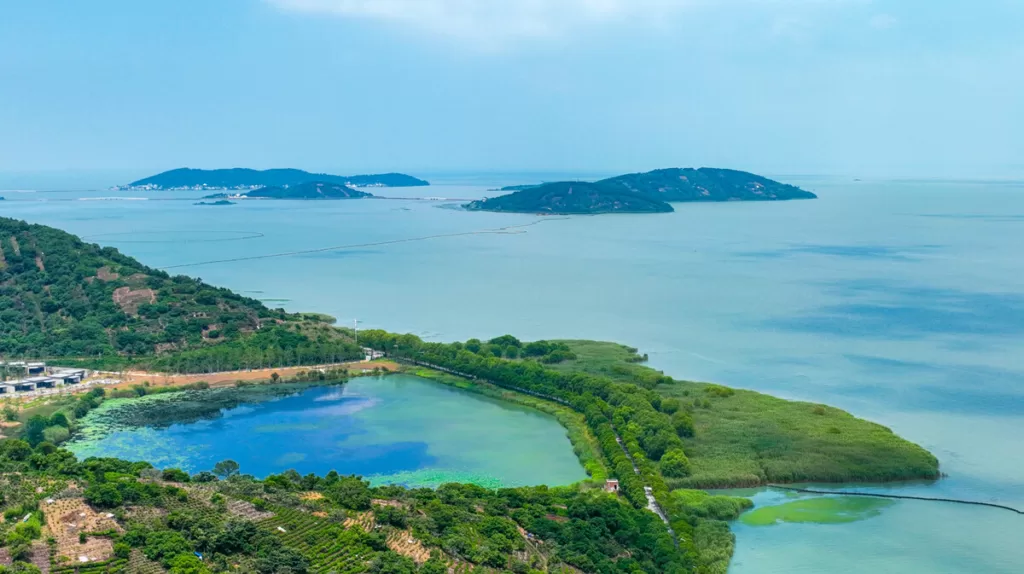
767, 485, 1024, 515
159, 217, 569, 270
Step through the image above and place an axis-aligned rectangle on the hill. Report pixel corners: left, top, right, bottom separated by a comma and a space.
599, 168, 816, 202
0, 217, 361, 371
122, 168, 429, 190
216, 181, 373, 200
466, 181, 675, 214
467, 168, 816, 214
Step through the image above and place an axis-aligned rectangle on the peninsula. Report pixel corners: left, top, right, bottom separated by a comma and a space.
466, 167, 816, 214
120, 168, 429, 191
204, 181, 372, 201
0, 215, 937, 574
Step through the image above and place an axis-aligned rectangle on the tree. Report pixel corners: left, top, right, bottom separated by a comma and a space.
3, 439, 32, 461
660, 398, 681, 415
327, 476, 371, 510
212, 459, 240, 479
167, 553, 210, 574
672, 411, 695, 438
48, 412, 70, 428
660, 449, 691, 478
84, 483, 123, 508
3, 406, 19, 422
42, 426, 70, 445
23, 415, 48, 446
270, 372, 280, 383
162, 468, 191, 482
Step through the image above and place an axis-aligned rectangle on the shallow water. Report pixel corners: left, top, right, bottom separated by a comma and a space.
4, 174, 1023, 572
66, 375, 588, 487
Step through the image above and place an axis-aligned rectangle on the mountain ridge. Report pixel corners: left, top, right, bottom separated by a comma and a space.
467, 167, 816, 214
122, 168, 429, 190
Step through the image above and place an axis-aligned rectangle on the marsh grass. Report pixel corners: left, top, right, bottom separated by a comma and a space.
554, 341, 939, 489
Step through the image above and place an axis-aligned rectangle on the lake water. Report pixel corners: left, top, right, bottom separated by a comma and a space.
66, 374, 588, 488
2, 174, 1022, 572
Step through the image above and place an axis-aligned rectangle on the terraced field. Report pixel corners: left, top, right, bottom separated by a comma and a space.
260, 507, 373, 574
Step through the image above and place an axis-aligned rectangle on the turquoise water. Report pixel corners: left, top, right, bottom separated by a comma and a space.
3, 175, 1023, 572
66, 374, 588, 488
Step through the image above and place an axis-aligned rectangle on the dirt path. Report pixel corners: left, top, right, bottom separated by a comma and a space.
99, 360, 399, 390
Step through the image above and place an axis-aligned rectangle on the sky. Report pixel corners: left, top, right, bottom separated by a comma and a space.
1, 0, 1022, 179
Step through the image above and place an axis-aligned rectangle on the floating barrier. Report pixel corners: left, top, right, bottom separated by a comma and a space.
767, 485, 1023, 515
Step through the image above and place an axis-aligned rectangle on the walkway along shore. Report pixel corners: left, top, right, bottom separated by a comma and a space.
768, 485, 1024, 515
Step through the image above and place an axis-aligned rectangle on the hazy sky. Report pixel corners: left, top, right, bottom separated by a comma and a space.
2, 0, 1022, 178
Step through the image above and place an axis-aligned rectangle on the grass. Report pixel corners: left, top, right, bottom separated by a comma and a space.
738, 496, 896, 526
406, 367, 610, 485
553, 341, 940, 489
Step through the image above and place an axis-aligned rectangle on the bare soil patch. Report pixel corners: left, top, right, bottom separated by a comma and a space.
226, 499, 273, 521
387, 529, 431, 564
110, 361, 399, 389
43, 498, 121, 565
95, 266, 118, 281
112, 286, 156, 314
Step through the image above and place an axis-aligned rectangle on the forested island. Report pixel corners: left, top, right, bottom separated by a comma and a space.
193, 200, 235, 206
467, 168, 816, 214
204, 182, 372, 201
0, 216, 938, 574
120, 168, 429, 191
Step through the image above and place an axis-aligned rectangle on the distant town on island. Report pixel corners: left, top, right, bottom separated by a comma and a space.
467, 167, 817, 214
118, 167, 430, 191
203, 181, 373, 201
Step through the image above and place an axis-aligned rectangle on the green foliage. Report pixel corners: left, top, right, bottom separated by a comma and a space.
673, 411, 696, 438
212, 459, 240, 479
326, 475, 372, 510
84, 483, 123, 508
467, 168, 815, 215
162, 468, 191, 482
661, 449, 692, 478
0, 217, 359, 371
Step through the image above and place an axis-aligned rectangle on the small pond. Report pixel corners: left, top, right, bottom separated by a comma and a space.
66, 375, 588, 488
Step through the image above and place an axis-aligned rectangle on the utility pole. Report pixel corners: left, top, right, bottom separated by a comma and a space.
353, 319, 361, 346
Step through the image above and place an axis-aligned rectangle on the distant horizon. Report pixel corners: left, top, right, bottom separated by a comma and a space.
2, 166, 1023, 193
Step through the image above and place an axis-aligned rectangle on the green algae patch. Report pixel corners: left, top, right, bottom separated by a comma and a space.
739, 496, 895, 526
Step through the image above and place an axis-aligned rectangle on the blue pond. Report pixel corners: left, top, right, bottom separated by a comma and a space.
67, 375, 588, 488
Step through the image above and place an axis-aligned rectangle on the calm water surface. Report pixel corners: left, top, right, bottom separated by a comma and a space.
3, 175, 1022, 572
67, 374, 588, 488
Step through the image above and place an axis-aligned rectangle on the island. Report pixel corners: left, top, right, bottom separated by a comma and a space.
193, 199, 235, 206
204, 181, 372, 201
119, 167, 429, 191
466, 167, 817, 214
0, 215, 937, 574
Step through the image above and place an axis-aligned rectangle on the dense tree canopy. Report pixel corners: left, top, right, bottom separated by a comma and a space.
0, 217, 361, 371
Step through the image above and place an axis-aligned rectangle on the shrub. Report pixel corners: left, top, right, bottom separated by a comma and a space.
660, 449, 692, 478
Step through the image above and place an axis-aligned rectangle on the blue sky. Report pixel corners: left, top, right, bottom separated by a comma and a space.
1, 0, 1022, 178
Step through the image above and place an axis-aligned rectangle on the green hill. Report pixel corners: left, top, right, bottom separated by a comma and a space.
244, 181, 372, 200
0, 217, 361, 371
467, 168, 816, 214
466, 181, 675, 214
124, 168, 429, 190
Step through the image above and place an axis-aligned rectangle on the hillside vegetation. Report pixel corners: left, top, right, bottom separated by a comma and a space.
0, 437, 687, 574
0, 217, 361, 371
466, 168, 816, 214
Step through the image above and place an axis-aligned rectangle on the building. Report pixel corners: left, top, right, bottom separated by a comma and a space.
52, 369, 86, 384
604, 479, 620, 494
